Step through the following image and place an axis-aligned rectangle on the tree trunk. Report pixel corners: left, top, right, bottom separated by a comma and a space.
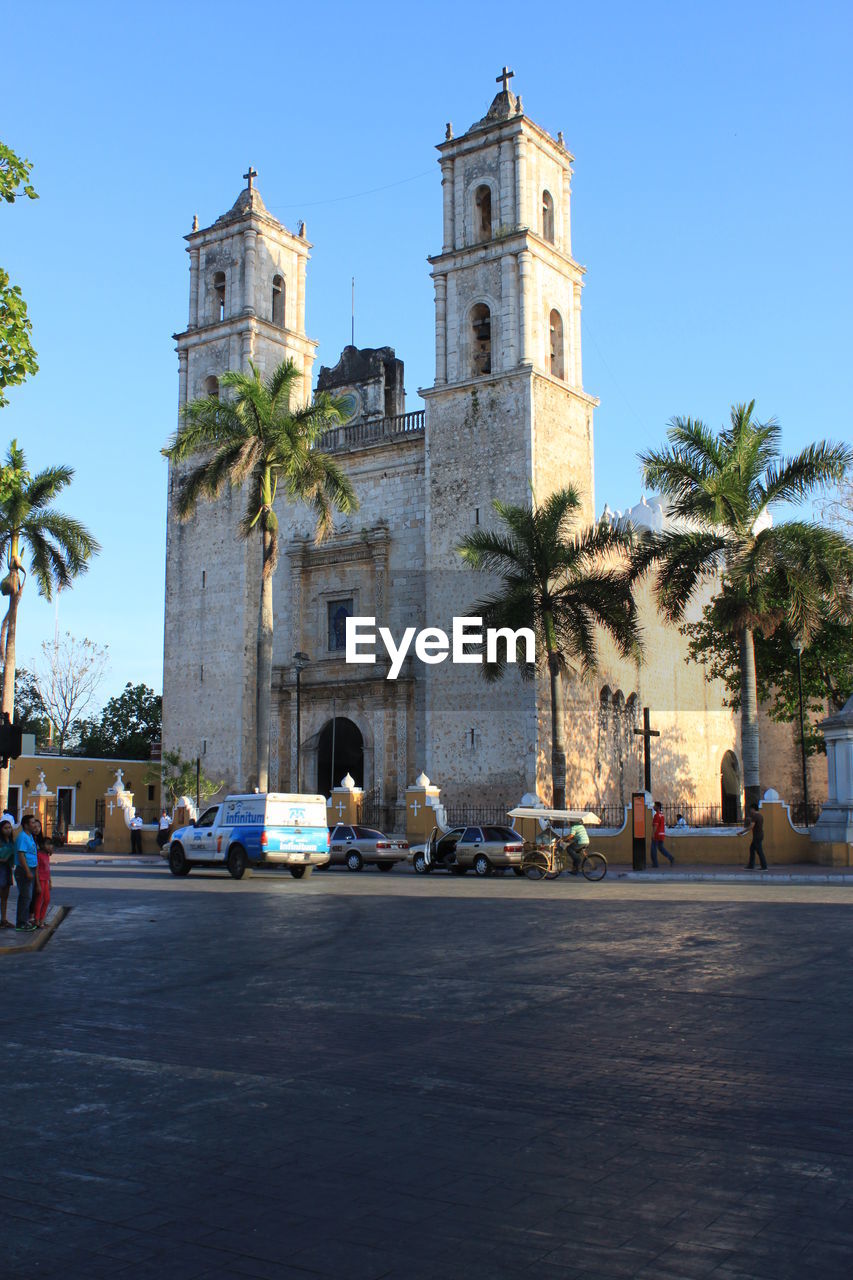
740, 625, 761, 811
0, 588, 21, 813
256, 529, 274, 793
548, 650, 566, 810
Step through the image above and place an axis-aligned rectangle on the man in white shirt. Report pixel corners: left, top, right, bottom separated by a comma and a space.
157, 809, 171, 851
130, 814, 144, 855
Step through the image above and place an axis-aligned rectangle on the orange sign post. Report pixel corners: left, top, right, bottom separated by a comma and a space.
632, 792, 647, 871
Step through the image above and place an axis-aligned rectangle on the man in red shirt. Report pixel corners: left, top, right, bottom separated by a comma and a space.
651, 801, 675, 868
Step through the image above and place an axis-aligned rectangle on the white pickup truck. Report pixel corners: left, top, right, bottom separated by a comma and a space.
165, 793, 330, 880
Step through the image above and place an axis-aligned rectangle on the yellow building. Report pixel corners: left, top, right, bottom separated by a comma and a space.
8, 743, 161, 833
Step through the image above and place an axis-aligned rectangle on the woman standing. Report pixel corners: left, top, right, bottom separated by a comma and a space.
0, 818, 16, 928
14, 814, 40, 931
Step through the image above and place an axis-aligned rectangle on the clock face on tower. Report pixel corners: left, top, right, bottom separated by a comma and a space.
335, 389, 361, 423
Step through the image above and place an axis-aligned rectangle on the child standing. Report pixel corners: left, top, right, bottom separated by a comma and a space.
33, 839, 53, 928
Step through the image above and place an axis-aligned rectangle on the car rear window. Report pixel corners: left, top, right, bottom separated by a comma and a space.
484, 826, 520, 842
354, 827, 384, 839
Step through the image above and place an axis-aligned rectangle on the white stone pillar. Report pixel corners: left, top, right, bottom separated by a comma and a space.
434, 275, 447, 384
517, 250, 532, 364
441, 159, 454, 252
241, 330, 252, 371
500, 139, 513, 229
297, 256, 307, 333
188, 247, 200, 329
500, 255, 515, 371
178, 349, 188, 408
243, 228, 257, 315
561, 167, 572, 255
572, 282, 583, 386
514, 134, 527, 228
454, 164, 465, 248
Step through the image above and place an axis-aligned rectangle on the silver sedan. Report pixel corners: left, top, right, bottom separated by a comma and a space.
327, 824, 410, 872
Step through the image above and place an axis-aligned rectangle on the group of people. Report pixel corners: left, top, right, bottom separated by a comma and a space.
649, 801, 768, 870
0, 813, 53, 932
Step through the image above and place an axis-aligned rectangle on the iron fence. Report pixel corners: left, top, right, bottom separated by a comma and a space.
361, 786, 398, 834
789, 800, 822, 829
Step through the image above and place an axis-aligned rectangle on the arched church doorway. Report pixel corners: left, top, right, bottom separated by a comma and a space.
317, 718, 364, 797
721, 750, 741, 823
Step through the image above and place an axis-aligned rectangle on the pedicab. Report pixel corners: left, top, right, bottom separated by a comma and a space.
507, 807, 608, 881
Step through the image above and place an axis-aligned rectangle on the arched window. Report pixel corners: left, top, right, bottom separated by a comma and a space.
272, 275, 285, 327
204, 375, 219, 400
542, 190, 555, 242
474, 185, 492, 241
213, 271, 226, 322
470, 303, 492, 376
549, 309, 565, 379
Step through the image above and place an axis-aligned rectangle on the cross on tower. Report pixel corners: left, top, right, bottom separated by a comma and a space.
633, 706, 660, 794
496, 66, 515, 94
243, 166, 258, 192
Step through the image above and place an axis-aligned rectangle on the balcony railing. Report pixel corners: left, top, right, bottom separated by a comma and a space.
319, 409, 425, 454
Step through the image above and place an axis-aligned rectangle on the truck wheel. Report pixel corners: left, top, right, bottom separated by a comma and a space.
227, 845, 248, 880
169, 844, 191, 877
290, 865, 313, 879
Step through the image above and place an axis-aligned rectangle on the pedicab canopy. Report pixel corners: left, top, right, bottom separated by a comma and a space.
508, 808, 602, 825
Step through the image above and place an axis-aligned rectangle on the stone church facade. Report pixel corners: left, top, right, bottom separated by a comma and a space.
163, 79, 815, 823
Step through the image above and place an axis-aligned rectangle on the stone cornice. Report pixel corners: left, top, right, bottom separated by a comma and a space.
287, 524, 391, 569
173, 320, 318, 355
428, 231, 586, 279
419, 366, 598, 408
185, 214, 311, 254
436, 114, 574, 166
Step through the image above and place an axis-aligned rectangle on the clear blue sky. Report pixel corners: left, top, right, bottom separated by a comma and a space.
4, 0, 852, 704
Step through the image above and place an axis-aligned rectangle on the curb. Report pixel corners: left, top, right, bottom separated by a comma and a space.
617, 871, 853, 885
0, 905, 70, 956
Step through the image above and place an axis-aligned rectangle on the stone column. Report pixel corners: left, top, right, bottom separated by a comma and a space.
500, 139, 514, 229
501, 255, 516, 370
434, 275, 447, 384
454, 162, 465, 248
241, 330, 253, 371
517, 250, 532, 364
572, 282, 583, 386
441, 159, 454, 251
297, 256, 307, 333
330, 774, 363, 824
514, 134, 527, 228
178, 349, 188, 409
243, 227, 257, 315
561, 167, 572, 255
188, 247, 200, 328
395, 696, 408, 806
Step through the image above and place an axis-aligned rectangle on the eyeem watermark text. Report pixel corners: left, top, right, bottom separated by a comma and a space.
345, 616, 535, 680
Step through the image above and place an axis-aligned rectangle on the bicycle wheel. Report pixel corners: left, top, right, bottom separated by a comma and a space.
523, 850, 549, 880
582, 852, 607, 881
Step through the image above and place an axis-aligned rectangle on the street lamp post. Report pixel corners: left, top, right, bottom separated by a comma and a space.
791, 636, 809, 824
293, 652, 311, 792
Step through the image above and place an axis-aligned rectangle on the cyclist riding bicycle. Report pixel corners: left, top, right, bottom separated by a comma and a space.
559, 820, 589, 875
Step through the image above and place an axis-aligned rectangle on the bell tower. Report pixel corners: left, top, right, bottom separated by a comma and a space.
164, 173, 318, 792
175, 168, 317, 414
421, 74, 598, 800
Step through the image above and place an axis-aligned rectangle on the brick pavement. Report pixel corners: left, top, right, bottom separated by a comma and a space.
1, 866, 852, 1278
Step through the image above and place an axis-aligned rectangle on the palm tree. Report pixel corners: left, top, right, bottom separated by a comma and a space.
163, 359, 358, 792
0, 440, 100, 806
458, 487, 641, 808
637, 402, 853, 809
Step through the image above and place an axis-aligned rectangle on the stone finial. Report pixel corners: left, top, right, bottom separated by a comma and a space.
516, 95, 523, 115
340, 772, 356, 790
557, 131, 565, 148
110, 767, 126, 794
445, 122, 453, 140
762, 788, 781, 803
192, 214, 199, 231
298, 220, 306, 238
414, 772, 430, 788
34, 771, 49, 795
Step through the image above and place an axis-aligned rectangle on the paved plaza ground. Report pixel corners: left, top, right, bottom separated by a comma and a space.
2, 864, 852, 1279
